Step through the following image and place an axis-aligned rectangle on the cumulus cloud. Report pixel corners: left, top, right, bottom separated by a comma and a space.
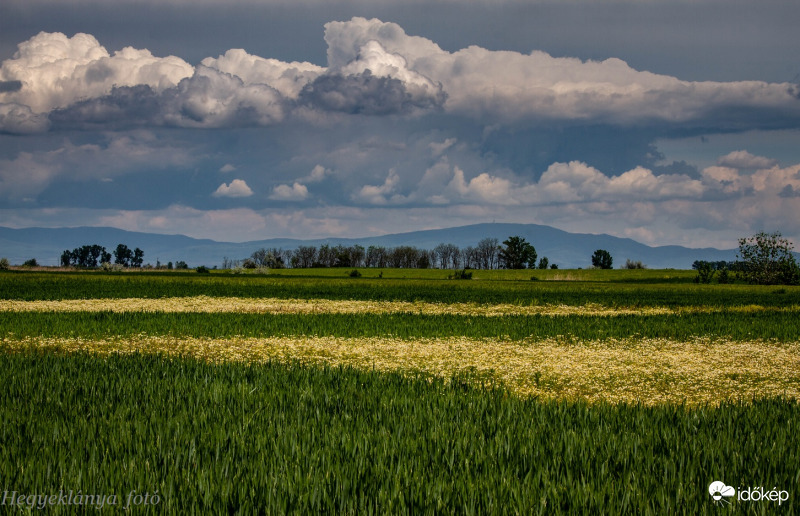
529, 161, 704, 204
446, 166, 516, 204
355, 169, 404, 204
430, 138, 457, 156
404, 159, 705, 208
219, 164, 236, 173
201, 49, 323, 99
51, 67, 285, 128
0, 103, 50, 133
717, 150, 779, 169
299, 68, 445, 115
0, 32, 193, 114
2, 20, 799, 132
306, 165, 329, 182
270, 182, 309, 201
213, 179, 254, 198
323, 17, 800, 127
162, 66, 285, 127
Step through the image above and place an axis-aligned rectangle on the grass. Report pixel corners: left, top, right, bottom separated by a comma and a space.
2, 310, 800, 341
2, 270, 799, 308
2, 349, 798, 514
5, 336, 798, 405
2, 268, 798, 513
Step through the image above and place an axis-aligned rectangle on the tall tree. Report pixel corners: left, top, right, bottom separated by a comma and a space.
114, 244, 132, 267
499, 236, 536, 269
737, 231, 799, 285
591, 249, 613, 269
477, 238, 499, 269
132, 248, 144, 268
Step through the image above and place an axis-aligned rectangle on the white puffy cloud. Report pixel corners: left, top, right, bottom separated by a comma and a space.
3, 21, 799, 132
212, 179, 253, 198
161, 66, 285, 127
354, 169, 404, 204
717, 150, 779, 169
323, 17, 800, 126
446, 166, 516, 204
219, 164, 236, 173
306, 165, 329, 182
0, 32, 193, 113
407, 160, 704, 207
201, 49, 323, 99
531, 162, 704, 203
270, 182, 309, 201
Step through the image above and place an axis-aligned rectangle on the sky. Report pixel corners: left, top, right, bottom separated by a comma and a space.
1, 0, 799, 249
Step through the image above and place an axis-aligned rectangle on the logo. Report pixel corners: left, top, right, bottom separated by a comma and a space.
709, 481, 735, 506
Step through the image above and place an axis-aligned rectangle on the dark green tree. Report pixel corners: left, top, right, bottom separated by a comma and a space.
114, 244, 132, 266
60, 250, 73, 267
499, 236, 537, 269
132, 248, 144, 268
591, 249, 613, 269
537, 257, 549, 269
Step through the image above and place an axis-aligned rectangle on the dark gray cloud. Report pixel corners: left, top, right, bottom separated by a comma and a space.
298, 70, 445, 115
49, 85, 162, 129
0, 80, 22, 93
49, 70, 286, 129
779, 185, 800, 198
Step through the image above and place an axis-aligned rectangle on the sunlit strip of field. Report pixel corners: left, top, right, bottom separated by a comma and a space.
2, 296, 798, 317
5, 335, 798, 406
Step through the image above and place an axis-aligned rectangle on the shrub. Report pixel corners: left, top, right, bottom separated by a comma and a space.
448, 269, 473, 280
624, 259, 646, 269
196, 265, 210, 274
348, 269, 362, 278
23, 258, 38, 267
100, 262, 124, 272
537, 257, 549, 269
694, 262, 716, 284
0, 258, 9, 270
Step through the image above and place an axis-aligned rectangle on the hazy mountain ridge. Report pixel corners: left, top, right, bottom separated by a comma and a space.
0, 223, 739, 269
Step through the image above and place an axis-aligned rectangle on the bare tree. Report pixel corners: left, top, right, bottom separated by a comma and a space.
292, 246, 317, 268
477, 238, 499, 269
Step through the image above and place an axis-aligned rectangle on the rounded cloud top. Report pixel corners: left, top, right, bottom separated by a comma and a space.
1, 17, 800, 133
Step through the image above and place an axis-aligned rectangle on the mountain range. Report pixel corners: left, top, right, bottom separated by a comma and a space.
0, 223, 741, 269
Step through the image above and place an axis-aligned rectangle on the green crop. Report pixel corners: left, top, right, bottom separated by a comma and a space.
2, 270, 800, 308
1, 349, 797, 514
2, 310, 799, 341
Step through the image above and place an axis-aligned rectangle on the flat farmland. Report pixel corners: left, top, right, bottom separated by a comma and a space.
1, 269, 798, 514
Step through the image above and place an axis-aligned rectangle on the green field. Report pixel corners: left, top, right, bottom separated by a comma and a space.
1, 269, 798, 513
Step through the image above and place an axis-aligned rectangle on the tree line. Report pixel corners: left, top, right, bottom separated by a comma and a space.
224, 236, 559, 271
61, 244, 145, 268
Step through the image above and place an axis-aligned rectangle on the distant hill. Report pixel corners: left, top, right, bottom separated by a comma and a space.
0, 223, 740, 269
